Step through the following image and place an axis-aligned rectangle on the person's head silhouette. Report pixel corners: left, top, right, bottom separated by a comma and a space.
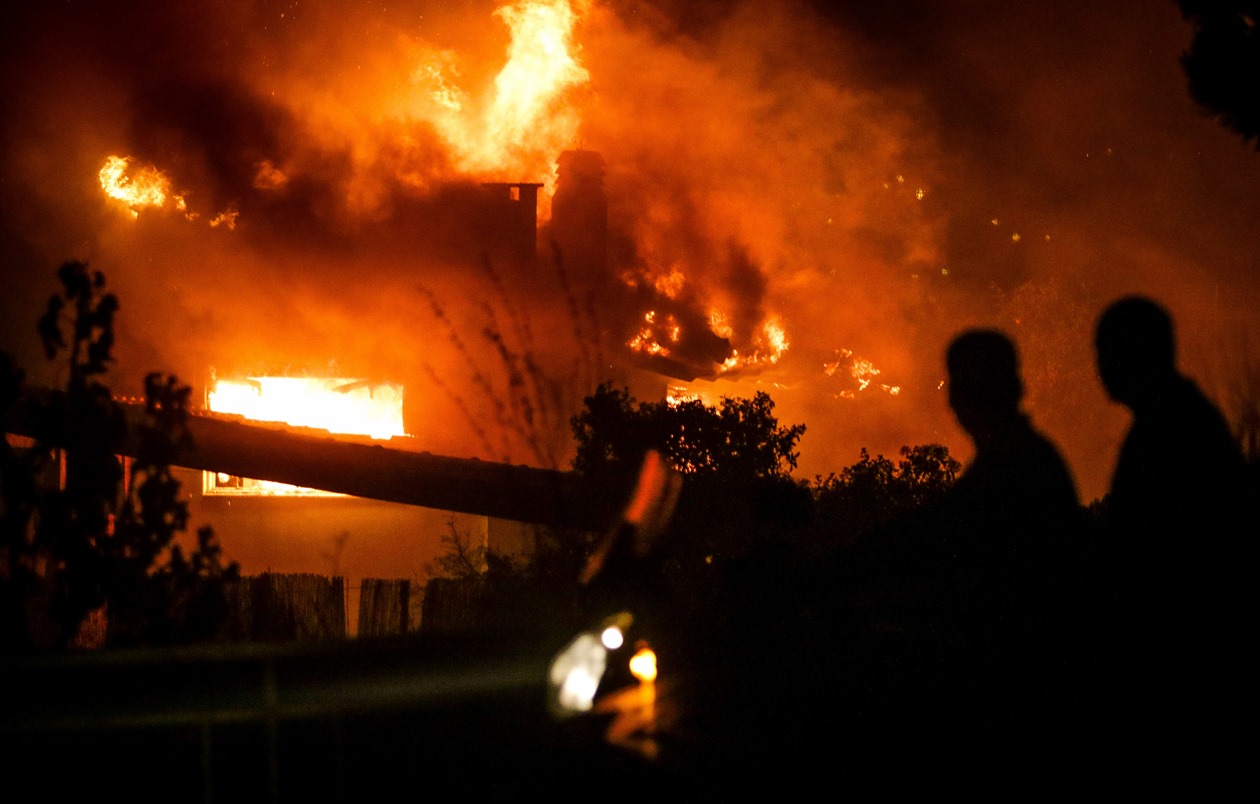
1095, 296, 1176, 408
946, 329, 1023, 443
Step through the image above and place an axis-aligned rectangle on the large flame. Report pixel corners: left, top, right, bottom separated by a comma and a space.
99, 155, 182, 219
419, 0, 588, 188
207, 377, 405, 440
99, 154, 238, 226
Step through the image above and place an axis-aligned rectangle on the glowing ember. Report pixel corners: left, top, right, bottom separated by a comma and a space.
627, 310, 681, 357
99, 155, 181, 218
717, 317, 790, 373
824, 349, 900, 397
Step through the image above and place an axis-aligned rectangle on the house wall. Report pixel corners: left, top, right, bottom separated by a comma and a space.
176, 466, 490, 635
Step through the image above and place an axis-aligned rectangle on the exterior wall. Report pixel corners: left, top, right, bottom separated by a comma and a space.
486, 517, 536, 559
176, 466, 489, 635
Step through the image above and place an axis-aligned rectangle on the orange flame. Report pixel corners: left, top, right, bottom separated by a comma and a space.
420, 0, 588, 189
98, 154, 241, 226
708, 310, 734, 341
627, 309, 682, 357
665, 385, 701, 406
717, 317, 790, 373
652, 267, 686, 299
203, 376, 405, 497
207, 377, 405, 440
824, 349, 901, 397
99, 155, 180, 219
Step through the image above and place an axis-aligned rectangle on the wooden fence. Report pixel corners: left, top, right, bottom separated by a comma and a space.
69, 574, 469, 646
222, 573, 347, 642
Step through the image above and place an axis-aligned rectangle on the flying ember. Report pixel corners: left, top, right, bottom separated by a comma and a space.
824, 349, 901, 398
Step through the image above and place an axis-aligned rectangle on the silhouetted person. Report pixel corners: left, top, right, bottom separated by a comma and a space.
841, 330, 1085, 772
1096, 295, 1244, 539
932, 330, 1083, 692
1094, 296, 1250, 781
943, 329, 1081, 535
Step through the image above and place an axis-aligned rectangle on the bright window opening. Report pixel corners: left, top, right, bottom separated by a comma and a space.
202, 376, 405, 497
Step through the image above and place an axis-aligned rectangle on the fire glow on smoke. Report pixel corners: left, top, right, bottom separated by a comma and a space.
91, 0, 814, 382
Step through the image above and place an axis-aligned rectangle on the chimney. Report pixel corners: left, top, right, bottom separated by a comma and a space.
551, 150, 608, 274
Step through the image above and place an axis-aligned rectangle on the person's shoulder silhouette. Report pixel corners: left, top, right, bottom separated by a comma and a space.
1093, 299, 1252, 782
944, 329, 1080, 532
868, 330, 1081, 634
845, 330, 1083, 750
1095, 295, 1243, 537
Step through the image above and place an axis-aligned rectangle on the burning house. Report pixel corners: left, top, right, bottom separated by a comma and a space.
3, 0, 1259, 639
170, 139, 698, 636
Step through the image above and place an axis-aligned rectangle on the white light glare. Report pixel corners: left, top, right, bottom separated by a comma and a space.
601, 626, 624, 650
548, 633, 608, 714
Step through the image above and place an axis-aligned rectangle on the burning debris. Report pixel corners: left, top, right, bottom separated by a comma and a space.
99, 154, 239, 227
98, 156, 183, 219
824, 349, 901, 399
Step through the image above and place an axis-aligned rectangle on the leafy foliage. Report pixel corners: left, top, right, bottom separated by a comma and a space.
1, 262, 237, 651
571, 384, 805, 482
812, 444, 960, 546
570, 385, 812, 619
1179, 1, 1260, 147
423, 384, 810, 635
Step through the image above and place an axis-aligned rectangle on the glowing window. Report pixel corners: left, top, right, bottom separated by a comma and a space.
202, 377, 405, 497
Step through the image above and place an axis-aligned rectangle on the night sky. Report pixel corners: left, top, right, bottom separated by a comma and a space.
2, 0, 1256, 502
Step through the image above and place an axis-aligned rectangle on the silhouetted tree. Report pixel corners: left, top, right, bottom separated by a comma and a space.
812, 444, 959, 546
571, 383, 805, 482
569, 386, 813, 634
1179, 1, 1260, 147
1, 261, 237, 651
571, 384, 812, 564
